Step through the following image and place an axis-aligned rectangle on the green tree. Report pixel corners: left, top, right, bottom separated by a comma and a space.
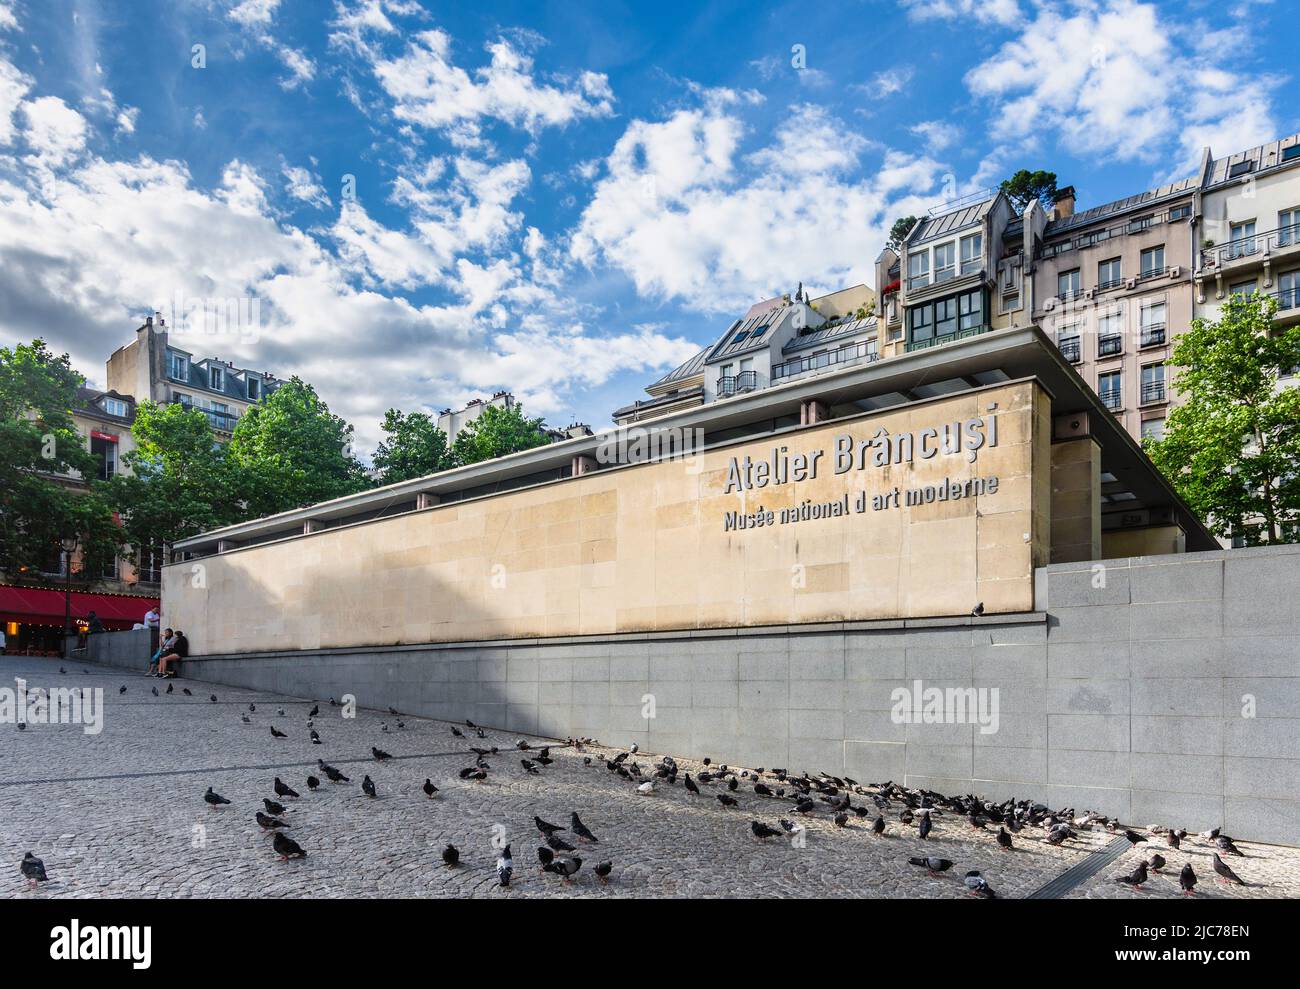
451, 402, 551, 466
227, 377, 369, 516
106, 401, 242, 566
372, 409, 455, 484
888, 215, 919, 250
1000, 169, 1059, 211
1146, 293, 1300, 545
0, 339, 122, 582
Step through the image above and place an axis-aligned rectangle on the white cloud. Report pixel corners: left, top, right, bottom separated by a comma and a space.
369, 29, 614, 147
860, 66, 914, 98
226, 0, 317, 90
115, 105, 139, 134
282, 162, 331, 209
0, 2, 17, 32
0, 53, 32, 144
900, 0, 1022, 27
20, 96, 88, 168
964, 0, 1278, 171
910, 119, 960, 152
228, 0, 281, 29
571, 92, 942, 313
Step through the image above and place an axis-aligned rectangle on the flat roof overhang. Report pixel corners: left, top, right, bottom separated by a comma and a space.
173, 325, 1217, 557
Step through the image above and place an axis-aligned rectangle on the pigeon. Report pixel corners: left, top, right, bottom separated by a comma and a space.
1147, 853, 1167, 873
918, 813, 932, 841
240, 713, 250, 724
270, 726, 286, 738
272, 831, 306, 860
20, 852, 48, 887
570, 813, 598, 842
551, 857, 583, 882
277, 709, 286, 717
389, 707, 399, 715
361, 775, 377, 798
1216, 834, 1244, 857
255, 811, 289, 831
1122, 829, 1147, 846
871, 814, 886, 836
209, 694, 218, 703
520, 759, 540, 775
323, 765, 349, 784
717, 793, 738, 807
1179, 862, 1197, 896
751, 821, 782, 840
273, 777, 299, 799
165, 683, 173, 694
310, 730, 321, 745
636, 780, 657, 795
535, 815, 565, 837
451, 727, 464, 737
1200, 827, 1221, 841
422, 779, 438, 798
964, 870, 997, 898
834, 812, 849, 828
1167, 831, 1181, 849
754, 783, 773, 797
546, 834, 577, 853
996, 827, 1013, 851
908, 856, 953, 876
263, 798, 286, 816
442, 844, 460, 867
1212, 853, 1245, 885
372, 747, 392, 761
496, 844, 513, 887
306, 776, 321, 791
249, 703, 256, 712
204, 787, 231, 808
308, 705, 319, 717
182, 688, 192, 696
684, 774, 700, 796
537, 846, 555, 872
594, 861, 612, 883
119, 686, 127, 694
972, 602, 984, 617
151, 686, 159, 697
1114, 860, 1149, 889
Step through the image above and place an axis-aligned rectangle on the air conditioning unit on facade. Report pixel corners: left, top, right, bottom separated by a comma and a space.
1168, 266, 1181, 278
1126, 278, 1138, 289
1083, 288, 1096, 300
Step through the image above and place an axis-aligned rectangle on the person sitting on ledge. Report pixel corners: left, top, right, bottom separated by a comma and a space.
156, 630, 189, 678
147, 628, 174, 677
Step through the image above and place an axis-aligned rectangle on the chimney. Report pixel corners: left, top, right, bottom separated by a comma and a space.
1052, 186, 1076, 220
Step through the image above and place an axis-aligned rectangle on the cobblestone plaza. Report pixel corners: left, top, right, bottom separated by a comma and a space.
3, 655, 1296, 899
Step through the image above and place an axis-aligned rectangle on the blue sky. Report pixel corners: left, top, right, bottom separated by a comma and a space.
1, 0, 1295, 454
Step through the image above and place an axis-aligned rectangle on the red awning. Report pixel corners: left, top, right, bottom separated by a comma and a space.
0, 584, 159, 631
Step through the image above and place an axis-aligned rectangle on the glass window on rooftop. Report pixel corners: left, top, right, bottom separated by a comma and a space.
960, 233, 982, 274
908, 249, 930, 289
933, 242, 955, 283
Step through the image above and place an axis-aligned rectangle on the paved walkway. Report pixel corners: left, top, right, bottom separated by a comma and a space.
2, 656, 1296, 898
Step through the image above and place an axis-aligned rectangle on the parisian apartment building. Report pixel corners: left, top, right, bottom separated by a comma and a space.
617, 131, 1300, 457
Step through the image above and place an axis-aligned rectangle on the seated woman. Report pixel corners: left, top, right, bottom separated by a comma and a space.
156, 630, 189, 678
147, 628, 174, 676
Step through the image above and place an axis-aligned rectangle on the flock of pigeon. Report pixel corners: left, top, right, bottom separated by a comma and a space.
14, 683, 1264, 896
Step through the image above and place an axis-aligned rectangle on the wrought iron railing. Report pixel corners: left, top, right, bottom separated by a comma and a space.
1141, 381, 1166, 404
772, 341, 880, 381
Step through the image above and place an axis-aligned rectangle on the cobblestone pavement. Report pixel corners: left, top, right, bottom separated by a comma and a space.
2, 656, 1297, 899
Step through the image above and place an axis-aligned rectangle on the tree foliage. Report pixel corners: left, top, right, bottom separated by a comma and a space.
1000, 169, 1059, 211
451, 402, 551, 466
0, 339, 121, 582
372, 409, 455, 484
1146, 294, 1300, 545
888, 216, 919, 250
227, 377, 369, 516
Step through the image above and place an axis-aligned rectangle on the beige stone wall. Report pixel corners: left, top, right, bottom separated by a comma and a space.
164, 381, 1050, 654
1102, 524, 1186, 558
1050, 436, 1101, 563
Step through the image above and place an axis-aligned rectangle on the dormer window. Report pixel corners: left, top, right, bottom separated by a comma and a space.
1228, 160, 1254, 178
168, 352, 188, 381
247, 377, 260, 400
102, 397, 128, 417
210, 365, 224, 391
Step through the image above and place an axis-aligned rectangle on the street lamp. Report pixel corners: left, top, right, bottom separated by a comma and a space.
59, 536, 78, 658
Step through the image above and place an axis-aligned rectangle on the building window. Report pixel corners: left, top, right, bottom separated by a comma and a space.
1228, 160, 1254, 178
933, 242, 956, 283
1229, 220, 1257, 258
1140, 245, 1165, 277
102, 397, 128, 417
90, 435, 117, 480
1098, 256, 1123, 289
958, 291, 983, 331
1058, 268, 1081, 300
1284, 145, 1300, 163
908, 303, 934, 343
1098, 310, 1125, 356
101, 556, 119, 581
1001, 291, 1019, 313
1141, 364, 1166, 405
1279, 208, 1300, 248
934, 296, 957, 337
1229, 280, 1256, 298
247, 377, 260, 400
210, 365, 224, 391
1140, 302, 1167, 346
168, 352, 188, 381
1057, 325, 1081, 363
960, 233, 982, 274
908, 250, 930, 290
1168, 203, 1192, 222
1280, 270, 1300, 311
1141, 417, 1166, 442
1099, 370, 1123, 410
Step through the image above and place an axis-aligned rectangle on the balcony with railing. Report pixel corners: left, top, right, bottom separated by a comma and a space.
1140, 380, 1166, 405
1057, 336, 1082, 363
1201, 224, 1300, 270
772, 341, 880, 382
1100, 388, 1123, 411
1140, 323, 1167, 347
177, 400, 240, 433
1098, 334, 1124, 357
904, 323, 991, 353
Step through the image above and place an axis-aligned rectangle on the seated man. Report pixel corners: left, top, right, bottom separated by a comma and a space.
147, 628, 174, 676
156, 630, 189, 678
